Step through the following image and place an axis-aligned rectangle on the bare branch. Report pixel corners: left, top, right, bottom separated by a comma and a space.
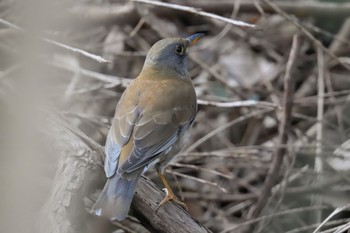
39, 114, 210, 233
132, 176, 212, 233
312, 46, 325, 223
184, 109, 273, 153
261, 0, 350, 70
197, 99, 280, 109
130, 0, 259, 29
246, 34, 300, 228
313, 204, 350, 233
0, 18, 109, 63
183, 1, 350, 18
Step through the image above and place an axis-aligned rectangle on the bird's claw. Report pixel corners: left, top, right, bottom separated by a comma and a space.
155, 188, 188, 212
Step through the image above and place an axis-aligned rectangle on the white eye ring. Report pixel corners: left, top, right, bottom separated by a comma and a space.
175, 44, 185, 55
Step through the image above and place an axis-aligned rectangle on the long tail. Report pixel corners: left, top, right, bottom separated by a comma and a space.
92, 174, 138, 221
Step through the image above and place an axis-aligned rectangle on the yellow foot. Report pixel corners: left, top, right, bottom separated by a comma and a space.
155, 188, 188, 212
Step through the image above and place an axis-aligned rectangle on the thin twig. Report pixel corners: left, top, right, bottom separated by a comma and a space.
171, 162, 234, 179
261, 0, 350, 70
313, 204, 350, 233
334, 222, 350, 233
286, 218, 350, 233
130, 0, 259, 29
296, 17, 350, 98
0, 18, 109, 63
129, 18, 146, 37
185, 1, 350, 18
48, 60, 130, 87
197, 99, 280, 109
255, 148, 297, 233
305, 20, 350, 52
220, 206, 329, 233
246, 34, 300, 227
184, 109, 273, 153
190, 54, 244, 97
168, 170, 228, 193
200, 0, 241, 49
312, 46, 325, 223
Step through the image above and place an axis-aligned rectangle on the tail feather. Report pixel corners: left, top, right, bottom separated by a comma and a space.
92, 174, 138, 221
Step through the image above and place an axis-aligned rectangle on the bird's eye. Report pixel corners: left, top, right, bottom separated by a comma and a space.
175, 44, 185, 55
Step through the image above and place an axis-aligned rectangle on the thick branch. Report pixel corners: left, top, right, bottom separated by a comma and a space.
38, 117, 107, 233
132, 176, 210, 233
39, 115, 210, 233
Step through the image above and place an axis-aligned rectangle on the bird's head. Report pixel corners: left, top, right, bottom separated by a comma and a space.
143, 33, 204, 76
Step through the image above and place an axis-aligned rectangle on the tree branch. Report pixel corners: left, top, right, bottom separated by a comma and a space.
132, 176, 211, 233
246, 34, 300, 230
181, 1, 350, 19
39, 114, 210, 233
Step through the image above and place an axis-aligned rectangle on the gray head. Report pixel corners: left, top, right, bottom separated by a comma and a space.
143, 33, 204, 76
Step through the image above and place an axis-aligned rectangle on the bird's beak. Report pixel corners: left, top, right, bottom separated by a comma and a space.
186, 33, 205, 47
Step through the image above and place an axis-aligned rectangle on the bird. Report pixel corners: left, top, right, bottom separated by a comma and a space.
92, 33, 204, 221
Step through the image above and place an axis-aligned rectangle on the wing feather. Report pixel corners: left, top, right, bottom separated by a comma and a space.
104, 106, 140, 177
104, 76, 197, 178
118, 113, 193, 173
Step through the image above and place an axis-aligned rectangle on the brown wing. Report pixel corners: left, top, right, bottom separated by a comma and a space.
104, 80, 140, 177
116, 76, 197, 174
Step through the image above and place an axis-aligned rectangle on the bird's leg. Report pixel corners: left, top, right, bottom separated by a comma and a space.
155, 171, 188, 211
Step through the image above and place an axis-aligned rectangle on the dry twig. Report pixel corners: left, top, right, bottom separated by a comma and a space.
130, 0, 259, 29
246, 34, 300, 230
0, 18, 109, 63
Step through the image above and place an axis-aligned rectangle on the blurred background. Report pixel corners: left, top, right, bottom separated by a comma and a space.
1, 0, 350, 232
